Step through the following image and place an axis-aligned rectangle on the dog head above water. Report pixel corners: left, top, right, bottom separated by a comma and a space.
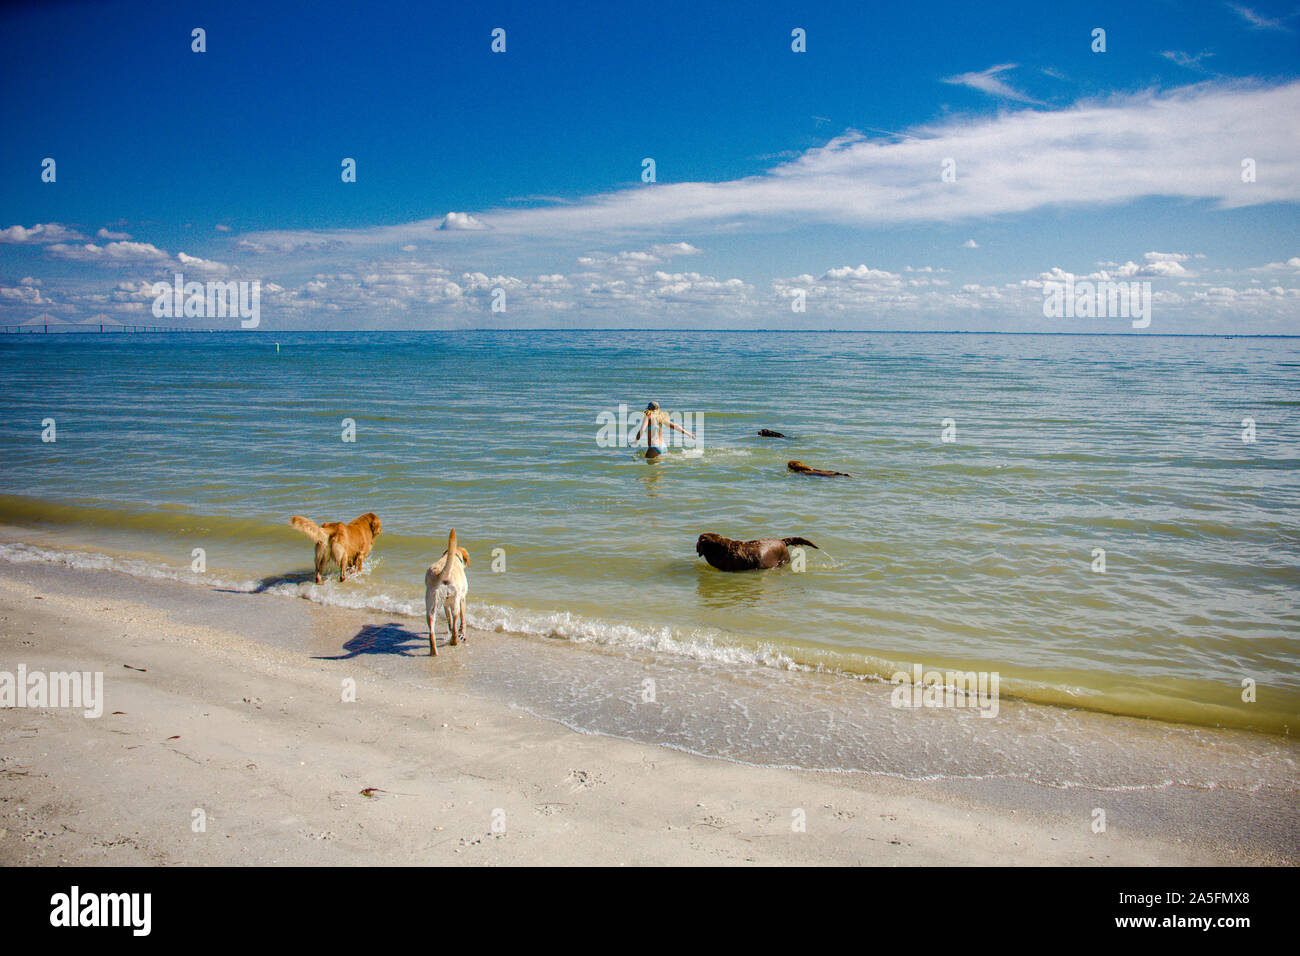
696, 532, 726, 556
360, 512, 382, 536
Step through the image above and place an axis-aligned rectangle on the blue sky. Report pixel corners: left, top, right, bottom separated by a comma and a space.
1, 0, 1298, 331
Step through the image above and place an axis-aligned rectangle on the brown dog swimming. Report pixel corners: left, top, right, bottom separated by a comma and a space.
289, 512, 382, 584
788, 459, 853, 477
695, 532, 819, 572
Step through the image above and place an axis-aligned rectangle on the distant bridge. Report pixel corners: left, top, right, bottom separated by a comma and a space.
0, 324, 225, 333
2, 313, 237, 334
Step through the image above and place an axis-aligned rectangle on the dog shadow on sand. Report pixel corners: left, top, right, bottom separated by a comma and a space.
312, 622, 429, 660
215, 570, 318, 594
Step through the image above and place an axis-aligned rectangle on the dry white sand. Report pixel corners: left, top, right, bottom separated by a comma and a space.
0, 561, 1292, 866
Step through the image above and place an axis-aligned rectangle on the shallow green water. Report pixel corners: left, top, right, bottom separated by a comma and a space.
1, 330, 1296, 734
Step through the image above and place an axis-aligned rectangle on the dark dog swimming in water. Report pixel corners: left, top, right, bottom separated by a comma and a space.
695, 532, 819, 572
788, 459, 852, 477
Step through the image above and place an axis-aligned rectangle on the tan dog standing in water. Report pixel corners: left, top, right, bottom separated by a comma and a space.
289, 512, 382, 584
424, 528, 470, 656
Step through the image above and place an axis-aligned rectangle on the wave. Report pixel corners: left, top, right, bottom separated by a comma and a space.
0, 540, 800, 671
1, 537, 1294, 737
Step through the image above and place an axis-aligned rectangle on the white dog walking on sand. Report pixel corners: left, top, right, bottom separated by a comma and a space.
424, 528, 469, 656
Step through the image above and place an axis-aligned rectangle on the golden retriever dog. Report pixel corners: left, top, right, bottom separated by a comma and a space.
289, 512, 382, 584
424, 528, 470, 656
695, 532, 818, 572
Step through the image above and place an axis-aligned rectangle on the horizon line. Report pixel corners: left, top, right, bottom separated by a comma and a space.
3, 328, 1297, 339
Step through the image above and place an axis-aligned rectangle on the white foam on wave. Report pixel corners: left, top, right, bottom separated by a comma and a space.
637, 446, 752, 460
256, 578, 423, 617
698, 447, 752, 458
6, 538, 1291, 795
0, 539, 801, 673
473, 604, 800, 670
0, 541, 258, 590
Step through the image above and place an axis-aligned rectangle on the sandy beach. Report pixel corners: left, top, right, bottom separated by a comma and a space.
0, 554, 1294, 867
3, 0, 1299, 890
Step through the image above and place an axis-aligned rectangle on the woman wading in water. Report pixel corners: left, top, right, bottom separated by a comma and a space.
632, 401, 695, 458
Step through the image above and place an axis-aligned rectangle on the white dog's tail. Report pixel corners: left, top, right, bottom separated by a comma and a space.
434, 528, 458, 582
290, 515, 330, 544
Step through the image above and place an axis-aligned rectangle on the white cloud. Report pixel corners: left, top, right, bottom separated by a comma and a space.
962, 239, 979, 248
941, 63, 1041, 104
236, 235, 344, 255
1118, 251, 1195, 278
1227, 3, 1293, 31
1248, 256, 1300, 271
0, 281, 50, 305
646, 241, 700, 259
176, 252, 231, 276
44, 240, 234, 278
575, 242, 701, 274
236, 81, 1300, 253
0, 223, 85, 244
258, 244, 749, 320
762, 255, 1299, 326
1161, 50, 1214, 71
47, 240, 172, 262
1050, 252, 1196, 281
438, 212, 488, 231
770, 263, 1012, 317
96, 227, 133, 241
821, 264, 901, 282
1039, 252, 1197, 281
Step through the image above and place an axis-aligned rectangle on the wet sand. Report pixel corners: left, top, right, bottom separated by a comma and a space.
0, 557, 1294, 866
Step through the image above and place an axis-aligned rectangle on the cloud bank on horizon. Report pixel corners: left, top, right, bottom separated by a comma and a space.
1, 0, 1297, 333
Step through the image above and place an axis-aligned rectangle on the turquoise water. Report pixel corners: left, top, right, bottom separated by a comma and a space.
1, 331, 1297, 733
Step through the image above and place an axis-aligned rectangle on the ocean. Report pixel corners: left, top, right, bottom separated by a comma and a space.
1, 330, 1297, 739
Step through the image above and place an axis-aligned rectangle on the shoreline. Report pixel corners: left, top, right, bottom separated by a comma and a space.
0, 509, 1293, 739
0, 555, 1295, 865
1, 528, 1295, 779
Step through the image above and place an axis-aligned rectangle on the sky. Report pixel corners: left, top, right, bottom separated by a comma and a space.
1, 0, 1298, 332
